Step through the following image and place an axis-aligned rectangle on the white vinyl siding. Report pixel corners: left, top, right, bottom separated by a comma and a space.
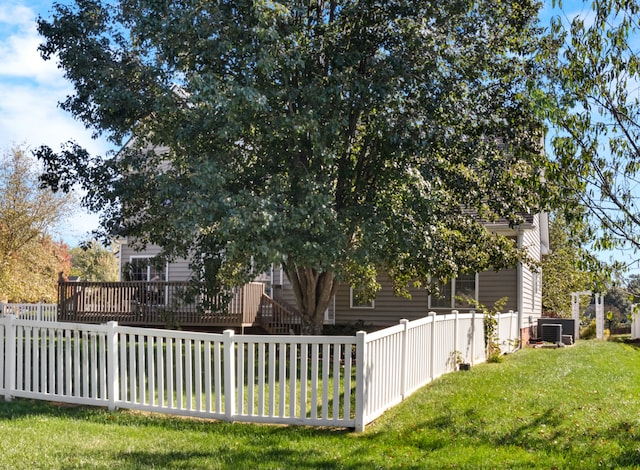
520, 214, 544, 319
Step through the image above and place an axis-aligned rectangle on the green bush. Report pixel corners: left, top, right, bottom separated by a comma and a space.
581, 319, 597, 339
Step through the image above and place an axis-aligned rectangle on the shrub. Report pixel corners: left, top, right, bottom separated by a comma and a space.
581, 320, 596, 339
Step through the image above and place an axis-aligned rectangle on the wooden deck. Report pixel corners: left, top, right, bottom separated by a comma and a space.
57, 280, 266, 328
57, 280, 304, 333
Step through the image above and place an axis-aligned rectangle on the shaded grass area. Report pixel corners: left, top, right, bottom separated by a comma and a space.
1, 340, 640, 468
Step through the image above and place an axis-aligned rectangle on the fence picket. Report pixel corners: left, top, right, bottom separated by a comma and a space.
300, 343, 308, 419
167, 337, 174, 408
310, 343, 319, 420
157, 336, 165, 408
279, 341, 286, 418
246, 342, 255, 416
289, 342, 296, 418
194, 339, 202, 412
176, 338, 184, 410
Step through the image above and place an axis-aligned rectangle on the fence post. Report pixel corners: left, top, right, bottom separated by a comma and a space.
595, 293, 604, 340
471, 310, 476, 365
354, 330, 366, 432
106, 321, 119, 411
399, 319, 409, 400
452, 310, 459, 362
223, 329, 236, 422
508, 310, 514, 352
496, 311, 501, 353
38, 302, 43, 322
429, 312, 436, 381
3, 315, 16, 401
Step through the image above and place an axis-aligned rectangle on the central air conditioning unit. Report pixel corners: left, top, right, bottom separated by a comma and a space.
541, 323, 562, 344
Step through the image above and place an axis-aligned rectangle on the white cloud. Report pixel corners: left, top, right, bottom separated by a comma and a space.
0, 3, 61, 83
0, 2, 111, 154
0, 2, 112, 245
0, 4, 34, 27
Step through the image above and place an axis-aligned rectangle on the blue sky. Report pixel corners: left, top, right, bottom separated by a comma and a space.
0, 0, 110, 244
0, 0, 636, 274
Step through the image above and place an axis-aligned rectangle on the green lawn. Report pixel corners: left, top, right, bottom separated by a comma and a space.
0, 339, 639, 469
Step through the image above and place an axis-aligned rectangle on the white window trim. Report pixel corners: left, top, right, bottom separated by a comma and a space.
532, 271, 540, 310
324, 296, 336, 324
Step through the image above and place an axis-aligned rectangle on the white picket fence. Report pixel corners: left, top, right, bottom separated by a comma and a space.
0, 302, 58, 321
0, 310, 519, 431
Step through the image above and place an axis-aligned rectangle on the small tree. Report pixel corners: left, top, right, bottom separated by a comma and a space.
541, 215, 607, 317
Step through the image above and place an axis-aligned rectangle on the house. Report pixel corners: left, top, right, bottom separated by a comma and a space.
115, 210, 549, 339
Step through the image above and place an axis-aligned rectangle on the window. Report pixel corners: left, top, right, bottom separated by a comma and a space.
429, 274, 478, 309
128, 257, 167, 282
128, 257, 167, 305
350, 287, 375, 309
430, 279, 453, 309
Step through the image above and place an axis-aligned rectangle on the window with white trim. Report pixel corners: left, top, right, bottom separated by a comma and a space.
128, 257, 167, 282
429, 274, 478, 309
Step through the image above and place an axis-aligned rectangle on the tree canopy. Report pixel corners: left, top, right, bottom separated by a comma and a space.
69, 241, 119, 282
37, 0, 550, 333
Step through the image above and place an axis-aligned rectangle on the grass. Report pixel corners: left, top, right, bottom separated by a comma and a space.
1, 339, 640, 468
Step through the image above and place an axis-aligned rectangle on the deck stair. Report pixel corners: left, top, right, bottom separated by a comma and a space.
258, 294, 302, 335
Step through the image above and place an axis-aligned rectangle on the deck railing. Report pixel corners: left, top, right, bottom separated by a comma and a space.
257, 295, 301, 334
57, 281, 265, 327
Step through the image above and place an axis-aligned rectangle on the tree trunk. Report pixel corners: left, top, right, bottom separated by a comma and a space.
284, 263, 338, 335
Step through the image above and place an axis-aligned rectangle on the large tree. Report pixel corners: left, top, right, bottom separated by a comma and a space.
37, 0, 549, 333
0, 146, 74, 302
538, 0, 640, 266
69, 241, 119, 282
